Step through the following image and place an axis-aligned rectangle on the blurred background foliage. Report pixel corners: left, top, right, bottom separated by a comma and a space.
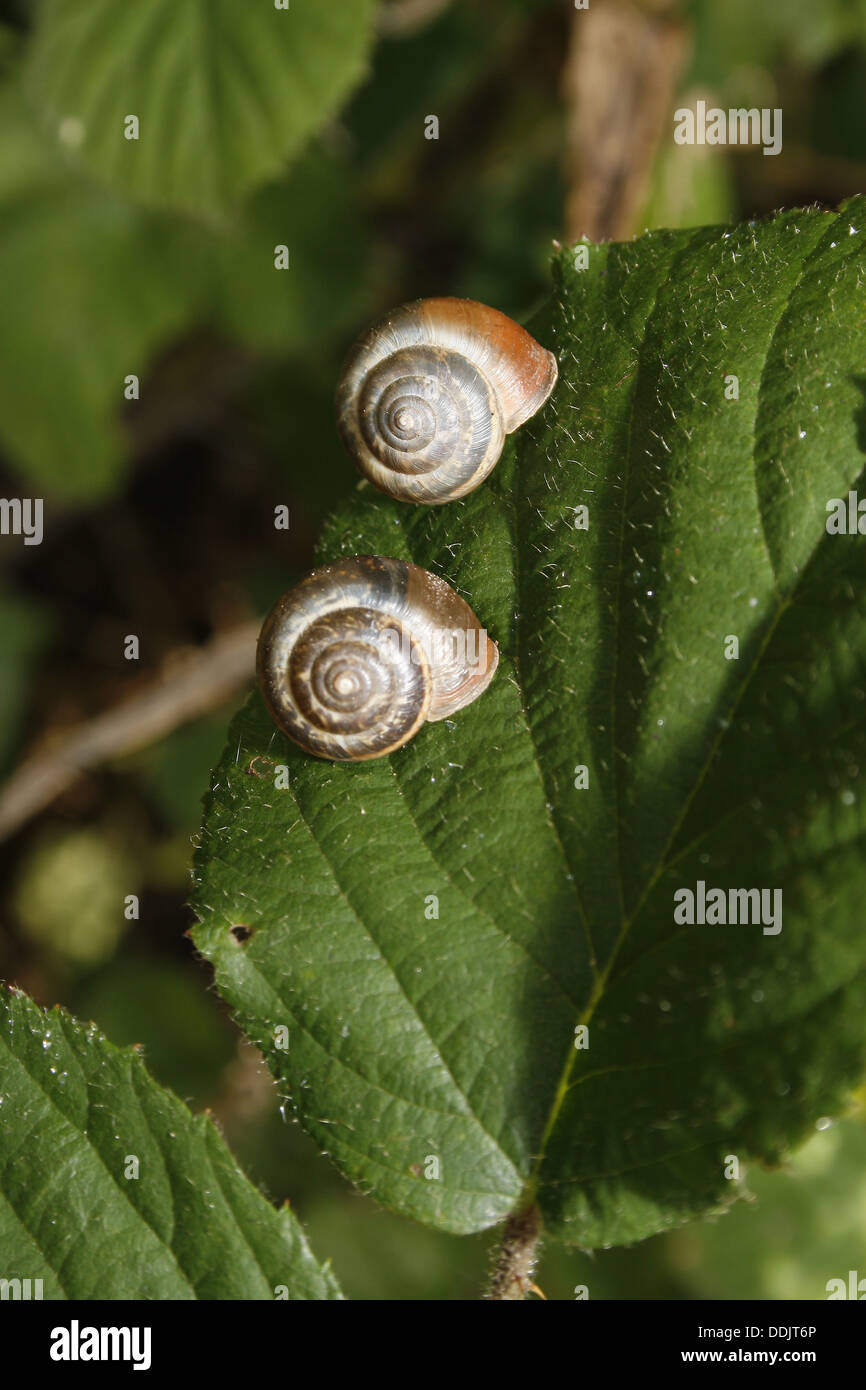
0, 0, 864, 1299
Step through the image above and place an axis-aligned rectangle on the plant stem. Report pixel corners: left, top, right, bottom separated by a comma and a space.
485, 1204, 541, 1300
0, 619, 259, 842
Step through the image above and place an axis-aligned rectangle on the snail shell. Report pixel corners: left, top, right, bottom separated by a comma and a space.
257, 555, 498, 761
335, 297, 558, 504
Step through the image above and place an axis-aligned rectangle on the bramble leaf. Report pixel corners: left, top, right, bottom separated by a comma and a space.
26, 0, 377, 215
192, 197, 866, 1244
0, 987, 341, 1298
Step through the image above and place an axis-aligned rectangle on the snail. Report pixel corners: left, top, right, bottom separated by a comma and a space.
335, 298, 558, 504
257, 555, 498, 761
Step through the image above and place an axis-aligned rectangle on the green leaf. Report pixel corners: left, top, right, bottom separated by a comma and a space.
0, 188, 203, 497
0, 80, 371, 498
209, 152, 374, 354
0, 986, 342, 1298
689, 0, 866, 80
0, 81, 207, 497
192, 196, 866, 1245
25, 0, 378, 215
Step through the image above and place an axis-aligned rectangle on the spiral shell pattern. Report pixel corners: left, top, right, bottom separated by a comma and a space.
356, 346, 498, 490
257, 555, 498, 761
336, 298, 558, 504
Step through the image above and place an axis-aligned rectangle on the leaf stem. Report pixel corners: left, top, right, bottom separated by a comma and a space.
485, 1203, 542, 1300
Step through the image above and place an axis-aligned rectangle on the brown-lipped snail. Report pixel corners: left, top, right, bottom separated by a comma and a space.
257, 555, 498, 761
335, 297, 558, 504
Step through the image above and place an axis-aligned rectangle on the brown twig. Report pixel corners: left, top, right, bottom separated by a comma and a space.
0, 620, 260, 842
563, 0, 690, 243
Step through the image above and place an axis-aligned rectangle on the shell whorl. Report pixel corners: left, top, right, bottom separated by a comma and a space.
336, 298, 558, 504
257, 555, 499, 761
